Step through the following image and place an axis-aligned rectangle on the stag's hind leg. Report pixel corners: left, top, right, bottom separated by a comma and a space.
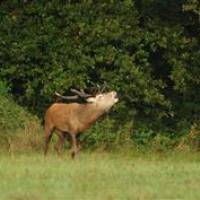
55, 130, 66, 156
44, 126, 54, 156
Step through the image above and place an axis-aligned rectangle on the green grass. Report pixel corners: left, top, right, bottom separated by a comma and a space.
0, 151, 200, 200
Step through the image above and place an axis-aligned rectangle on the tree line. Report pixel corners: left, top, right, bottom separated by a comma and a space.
0, 0, 200, 142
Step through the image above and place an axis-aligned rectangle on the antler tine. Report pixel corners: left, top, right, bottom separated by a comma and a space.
95, 83, 101, 94
54, 92, 79, 100
80, 88, 85, 93
100, 81, 107, 93
70, 88, 94, 98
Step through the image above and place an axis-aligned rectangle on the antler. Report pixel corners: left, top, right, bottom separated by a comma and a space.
94, 81, 107, 94
89, 81, 107, 94
54, 92, 79, 100
54, 89, 94, 101
70, 88, 94, 98
100, 81, 107, 93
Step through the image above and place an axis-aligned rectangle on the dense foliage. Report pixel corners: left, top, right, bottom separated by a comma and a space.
0, 0, 200, 146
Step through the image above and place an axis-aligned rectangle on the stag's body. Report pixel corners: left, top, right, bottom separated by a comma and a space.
45, 103, 106, 135
44, 91, 118, 158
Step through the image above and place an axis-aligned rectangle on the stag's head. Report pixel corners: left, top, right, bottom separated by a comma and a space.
55, 84, 119, 111
86, 91, 118, 111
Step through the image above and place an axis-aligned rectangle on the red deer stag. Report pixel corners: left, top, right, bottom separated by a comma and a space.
44, 88, 118, 158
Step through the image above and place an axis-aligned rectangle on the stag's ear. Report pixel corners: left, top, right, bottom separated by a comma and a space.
86, 97, 96, 103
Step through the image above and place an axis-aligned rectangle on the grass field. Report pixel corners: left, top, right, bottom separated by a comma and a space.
0, 151, 200, 200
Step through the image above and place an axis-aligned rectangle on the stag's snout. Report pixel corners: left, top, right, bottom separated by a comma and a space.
111, 91, 119, 103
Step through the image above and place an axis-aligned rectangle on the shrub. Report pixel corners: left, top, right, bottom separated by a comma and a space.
0, 82, 42, 152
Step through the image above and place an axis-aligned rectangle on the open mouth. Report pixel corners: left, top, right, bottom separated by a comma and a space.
114, 93, 119, 102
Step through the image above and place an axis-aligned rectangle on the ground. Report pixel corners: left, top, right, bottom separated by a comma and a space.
0, 151, 200, 200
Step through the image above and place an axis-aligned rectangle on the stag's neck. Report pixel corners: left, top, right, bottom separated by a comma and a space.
78, 103, 105, 125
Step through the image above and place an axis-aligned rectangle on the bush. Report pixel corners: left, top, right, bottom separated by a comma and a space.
0, 81, 10, 97
80, 117, 134, 150
0, 82, 42, 152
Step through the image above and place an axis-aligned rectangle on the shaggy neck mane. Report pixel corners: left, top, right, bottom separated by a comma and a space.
77, 103, 105, 125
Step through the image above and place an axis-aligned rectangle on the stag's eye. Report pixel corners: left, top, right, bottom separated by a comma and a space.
98, 94, 104, 99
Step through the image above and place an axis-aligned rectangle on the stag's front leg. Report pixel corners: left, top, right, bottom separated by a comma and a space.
70, 134, 79, 159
